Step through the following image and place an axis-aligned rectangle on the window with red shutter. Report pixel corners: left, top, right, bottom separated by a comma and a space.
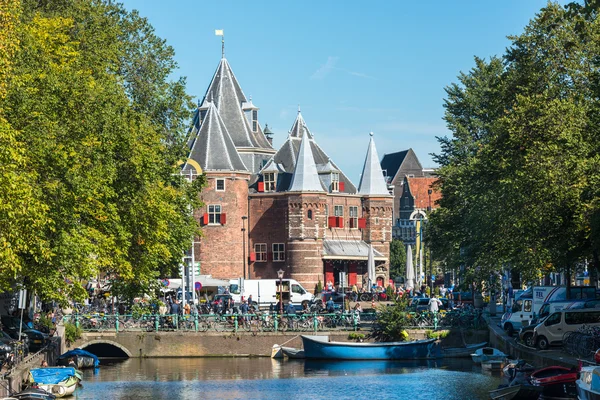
349, 218, 355, 228
337, 216, 344, 228
328, 216, 337, 228
220, 213, 226, 225
202, 213, 209, 225
249, 252, 256, 262
257, 182, 264, 192
339, 182, 345, 192
358, 218, 366, 229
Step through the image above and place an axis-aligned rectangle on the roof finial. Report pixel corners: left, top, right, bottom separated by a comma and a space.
298, 104, 301, 113
370, 131, 374, 137
197, 99, 201, 107
215, 29, 225, 58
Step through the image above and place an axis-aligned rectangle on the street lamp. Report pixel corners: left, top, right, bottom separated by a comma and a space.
427, 188, 433, 292
242, 216, 248, 279
277, 269, 284, 315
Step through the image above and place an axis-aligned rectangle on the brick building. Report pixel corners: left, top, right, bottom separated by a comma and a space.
182, 55, 394, 291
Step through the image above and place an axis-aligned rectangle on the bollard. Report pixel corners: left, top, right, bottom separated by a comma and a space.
75, 313, 79, 329
313, 312, 318, 333
115, 312, 119, 333
274, 313, 278, 331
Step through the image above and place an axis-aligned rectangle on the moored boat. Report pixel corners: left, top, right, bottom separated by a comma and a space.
1, 387, 57, 400
442, 341, 487, 358
300, 335, 440, 360
471, 347, 507, 364
489, 384, 543, 400
577, 366, 600, 400
57, 349, 99, 369
29, 367, 82, 398
281, 346, 305, 359
530, 365, 578, 399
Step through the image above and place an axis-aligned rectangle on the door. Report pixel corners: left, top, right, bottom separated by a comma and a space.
523, 299, 533, 321
543, 312, 562, 343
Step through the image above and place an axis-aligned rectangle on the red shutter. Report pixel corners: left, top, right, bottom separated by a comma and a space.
339, 182, 345, 192
202, 213, 209, 225
220, 213, 226, 225
267, 252, 273, 261
358, 218, 366, 229
258, 182, 264, 192
328, 216, 337, 228
249, 252, 256, 262
349, 218, 355, 228
337, 216, 344, 228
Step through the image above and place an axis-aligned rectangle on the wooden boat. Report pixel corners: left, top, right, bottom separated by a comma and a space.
57, 349, 99, 369
489, 384, 543, 400
442, 341, 487, 358
577, 366, 600, 400
531, 366, 578, 399
482, 360, 505, 371
281, 346, 305, 359
300, 335, 440, 360
29, 367, 82, 398
471, 347, 507, 364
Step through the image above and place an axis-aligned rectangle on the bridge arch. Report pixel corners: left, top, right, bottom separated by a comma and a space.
80, 339, 132, 358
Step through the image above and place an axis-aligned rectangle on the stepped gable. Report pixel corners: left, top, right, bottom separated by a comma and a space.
358, 133, 391, 196
265, 110, 356, 193
184, 101, 248, 172
288, 129, 325, 192
198, 57, 273, 150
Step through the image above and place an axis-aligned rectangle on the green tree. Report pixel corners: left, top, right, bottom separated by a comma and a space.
389, 239, 407, 281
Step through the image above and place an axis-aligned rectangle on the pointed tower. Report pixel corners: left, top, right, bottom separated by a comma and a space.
184, 101, 251, 281
358, 133, 394, 285
289, 130, 324, 192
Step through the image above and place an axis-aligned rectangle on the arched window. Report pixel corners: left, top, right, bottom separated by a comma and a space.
307, 209, 313, 220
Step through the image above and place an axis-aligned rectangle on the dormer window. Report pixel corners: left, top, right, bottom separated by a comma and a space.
331, 173, 340, 192
252, 110, 258, 132
264, 172, 276, 192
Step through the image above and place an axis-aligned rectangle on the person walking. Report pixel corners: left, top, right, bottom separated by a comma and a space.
326, 297, 335, 313
351, 284, 359, 302
428, 295, 442, 313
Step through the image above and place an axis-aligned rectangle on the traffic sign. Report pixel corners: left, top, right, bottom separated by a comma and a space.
195, 282, 202, 290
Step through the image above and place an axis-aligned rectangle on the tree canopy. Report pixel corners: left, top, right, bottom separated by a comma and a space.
430, 1, 600, 285
0, 0, 204, 303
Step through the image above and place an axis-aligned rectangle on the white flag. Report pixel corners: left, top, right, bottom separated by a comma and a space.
215, 29, 224, 36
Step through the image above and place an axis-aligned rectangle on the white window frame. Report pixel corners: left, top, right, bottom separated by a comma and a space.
331, 173, 340, 192
208, 204, 222, 225
349, 206, 358, 229
252, 110, 258, 132
273, 243, 285, 262
255, 243, 267, 262
334, 205, 343, 217
216, 179, 225, 192
264, 172, 276, 192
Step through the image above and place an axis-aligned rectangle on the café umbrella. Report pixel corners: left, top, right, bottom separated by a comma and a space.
405, 244, 415, 290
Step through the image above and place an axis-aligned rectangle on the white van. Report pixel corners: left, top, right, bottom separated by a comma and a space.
533, 309, 600, 350
229, 279, 314, 309
501, 286, 556, 335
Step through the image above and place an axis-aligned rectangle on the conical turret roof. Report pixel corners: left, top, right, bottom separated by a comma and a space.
288, 129, 325, 192
358, 133, 390, 195
185, 102, 248, 172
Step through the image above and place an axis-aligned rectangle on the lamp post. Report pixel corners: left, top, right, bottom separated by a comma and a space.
427, 188, 433, 293
277, 269, 284, 315
242, 216, 248, 279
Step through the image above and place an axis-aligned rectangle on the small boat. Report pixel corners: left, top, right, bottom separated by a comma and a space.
1, 387, 57, 400
482, 360, 505, 371
300, 335, 440, 360
57, 349, 99, 369
577, 366, 600, 400
281, 346, 305, 359
531, 366, 578, 399
442, 341, 487, 358
489, 385, 544, 400
29, 367, 82, 398
471, 347, 507, 364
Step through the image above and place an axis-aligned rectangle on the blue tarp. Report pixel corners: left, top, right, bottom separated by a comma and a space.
30, 367, 77, 384
58, 348, 100, 367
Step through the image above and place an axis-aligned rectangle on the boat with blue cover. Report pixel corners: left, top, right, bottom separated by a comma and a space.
300, 335, 440, 360
57, 348, 99, 369
29, 367, 82, 398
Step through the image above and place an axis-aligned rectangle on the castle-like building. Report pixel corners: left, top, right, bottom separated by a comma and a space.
182, 54, 393, 291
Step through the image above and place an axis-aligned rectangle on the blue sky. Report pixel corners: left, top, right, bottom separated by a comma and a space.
122, 0, 563, 182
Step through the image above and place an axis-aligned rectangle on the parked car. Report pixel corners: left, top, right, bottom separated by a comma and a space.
0, 316, 48, 352
518, 316, 547, 348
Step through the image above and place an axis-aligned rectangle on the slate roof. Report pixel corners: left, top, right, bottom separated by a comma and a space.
199, 57, 273, 150
184, 102, 248, 173
264, 111, 357, 193
380, 150, 408, 182
322, 240, 386, 260
289, 130, 325, 192
358, 133, 392, 196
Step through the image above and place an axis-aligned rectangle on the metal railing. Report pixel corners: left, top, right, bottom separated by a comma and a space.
63, 312, 377, 333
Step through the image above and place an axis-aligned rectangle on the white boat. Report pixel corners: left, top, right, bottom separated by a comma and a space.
471, 347, 507, 364
30, 367, 82, 398
577, 366, 600, 400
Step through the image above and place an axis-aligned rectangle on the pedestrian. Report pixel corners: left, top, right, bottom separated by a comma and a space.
428, 295, 442, 313
183, 302, 191, 315
326, 280, 333, 291
247, 295, 254, 310
353, 303, 362, 325
440, 285, 447, 298
40, 360, 48, 367
351, 284, 359, 302
326, 297, 335, 313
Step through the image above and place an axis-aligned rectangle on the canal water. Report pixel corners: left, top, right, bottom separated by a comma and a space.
74, 357, 501, 400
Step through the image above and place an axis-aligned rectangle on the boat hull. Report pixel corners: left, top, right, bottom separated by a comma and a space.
442, 342, 487, 358
300, 335, 439, 360
281, 347, 305, 359
489, 384, 543, 400
577, 380, 600, 400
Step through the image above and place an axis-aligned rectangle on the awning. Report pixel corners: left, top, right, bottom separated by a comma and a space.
322, 240, 386, 261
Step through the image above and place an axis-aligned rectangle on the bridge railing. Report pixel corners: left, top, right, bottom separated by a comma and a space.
62, 312, 377, 333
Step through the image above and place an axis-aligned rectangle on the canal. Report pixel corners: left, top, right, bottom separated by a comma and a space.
73, 357, 501, 399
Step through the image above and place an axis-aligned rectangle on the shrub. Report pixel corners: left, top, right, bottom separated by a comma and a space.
425, 330, 450, 340
64, 322, 82, 345
315, 279, 323, 295
348, 332, 366, 341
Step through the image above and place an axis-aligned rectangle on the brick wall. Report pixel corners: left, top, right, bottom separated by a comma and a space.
362, 196, 394, 284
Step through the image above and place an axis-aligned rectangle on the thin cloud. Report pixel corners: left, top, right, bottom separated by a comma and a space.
311, 56, 375, 80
